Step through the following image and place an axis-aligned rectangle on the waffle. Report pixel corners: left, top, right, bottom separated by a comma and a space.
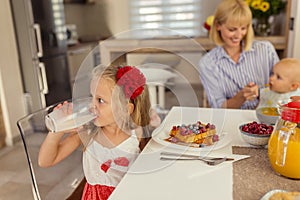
166, 121, 218, 146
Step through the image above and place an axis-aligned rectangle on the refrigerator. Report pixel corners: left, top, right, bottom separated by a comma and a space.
11, 0, 71, 113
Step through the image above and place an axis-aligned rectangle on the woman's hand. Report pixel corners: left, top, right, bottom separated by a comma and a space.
242, 82, 259, 101
221, 82, 259, 109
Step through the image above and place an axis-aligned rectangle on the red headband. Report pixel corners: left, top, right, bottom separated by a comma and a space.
116, 66, 146, 100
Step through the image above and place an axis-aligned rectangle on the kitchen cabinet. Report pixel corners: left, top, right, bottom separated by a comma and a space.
63, 0, 95, 4
67, 44, 92, 91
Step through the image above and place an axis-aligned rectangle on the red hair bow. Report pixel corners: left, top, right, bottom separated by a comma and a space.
116, 66, 146, 100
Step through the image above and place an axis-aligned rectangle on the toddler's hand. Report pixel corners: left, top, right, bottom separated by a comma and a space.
290, 96, 300, 102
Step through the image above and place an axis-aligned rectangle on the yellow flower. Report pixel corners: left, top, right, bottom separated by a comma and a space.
260, 2, 270, 12
251, 0, 262, 9
245, 0, 286, 21
245, 0, 252, 5
203, 15, 214, 31
206, 15, 214, 26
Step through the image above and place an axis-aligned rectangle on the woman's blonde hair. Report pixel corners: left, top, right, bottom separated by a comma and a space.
210, 0, 254, 51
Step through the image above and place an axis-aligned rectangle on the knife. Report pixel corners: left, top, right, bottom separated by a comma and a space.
160, 151, 234, 161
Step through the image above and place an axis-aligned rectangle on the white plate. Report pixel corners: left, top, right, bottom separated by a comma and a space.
152, 129, 231, 152
260, 189, 287, 200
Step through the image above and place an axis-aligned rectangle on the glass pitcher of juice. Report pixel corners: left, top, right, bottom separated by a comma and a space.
268, 101, 300, 179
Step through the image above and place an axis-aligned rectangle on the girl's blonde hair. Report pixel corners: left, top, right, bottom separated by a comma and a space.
210, 0, 254, 51
83, 64, 152, 150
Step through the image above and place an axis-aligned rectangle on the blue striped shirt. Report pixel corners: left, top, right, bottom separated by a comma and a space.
198, 40, 279, 109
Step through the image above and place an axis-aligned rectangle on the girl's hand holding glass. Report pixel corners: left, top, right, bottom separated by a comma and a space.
45, 97, 97, 133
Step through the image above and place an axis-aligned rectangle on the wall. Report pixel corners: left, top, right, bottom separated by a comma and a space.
64, 0, 130, 39
64, 0, 221, 38
64, 0, 293, 40
290, 0, 300, 59
104, 0, 129, 37
63, 0, 134, 38
0, 106, 5, 148
0, 0, 27, 146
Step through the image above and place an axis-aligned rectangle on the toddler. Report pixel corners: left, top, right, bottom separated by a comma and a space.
257, 58, 300, 108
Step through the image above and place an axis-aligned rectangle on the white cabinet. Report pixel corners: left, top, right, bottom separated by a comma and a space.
67, 45, 92, 91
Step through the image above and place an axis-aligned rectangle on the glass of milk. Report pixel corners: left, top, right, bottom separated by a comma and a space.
45, 97, 97, 132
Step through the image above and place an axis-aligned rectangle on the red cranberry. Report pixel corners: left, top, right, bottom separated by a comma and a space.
241, 121, 273, 135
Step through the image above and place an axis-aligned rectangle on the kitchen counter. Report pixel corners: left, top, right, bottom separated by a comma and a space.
67, 41, 98, 53
193, 35, 286, 51
232, 146, 300, 199
67, 41, 100, 91
100, 36, 286, 65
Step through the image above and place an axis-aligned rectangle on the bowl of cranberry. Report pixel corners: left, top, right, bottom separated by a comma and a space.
239, 121, 274, 146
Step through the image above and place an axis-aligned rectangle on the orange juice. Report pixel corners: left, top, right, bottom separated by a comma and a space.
268, 127, 300, 179
261, 107, 279, 116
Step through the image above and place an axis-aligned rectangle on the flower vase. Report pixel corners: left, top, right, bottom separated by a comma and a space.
254, 17, 271, 36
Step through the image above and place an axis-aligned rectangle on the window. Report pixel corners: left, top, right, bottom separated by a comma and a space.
128, 0, 204, 38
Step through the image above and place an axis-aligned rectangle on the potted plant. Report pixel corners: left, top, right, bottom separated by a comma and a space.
245, 0, 286, 36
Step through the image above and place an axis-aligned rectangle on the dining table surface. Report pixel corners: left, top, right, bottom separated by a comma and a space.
108, 106, 299, 200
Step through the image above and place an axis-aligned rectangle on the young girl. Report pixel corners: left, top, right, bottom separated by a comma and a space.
38, 65, 154, 199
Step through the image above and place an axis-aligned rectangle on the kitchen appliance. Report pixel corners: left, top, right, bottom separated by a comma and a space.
11, 0, 72, 112
268, 101, 300, 179
66, 24, 79, 46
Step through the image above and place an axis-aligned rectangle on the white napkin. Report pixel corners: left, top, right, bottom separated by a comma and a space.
187, 153, 250, 179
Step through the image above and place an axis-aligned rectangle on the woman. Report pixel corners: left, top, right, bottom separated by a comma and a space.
198, 0, 279, 109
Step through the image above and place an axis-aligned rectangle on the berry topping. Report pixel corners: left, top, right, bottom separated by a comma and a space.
212, 134, 219, 142
241, 121, 273, 135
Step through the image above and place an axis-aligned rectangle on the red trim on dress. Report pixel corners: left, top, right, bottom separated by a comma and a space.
82, 182, 115, 200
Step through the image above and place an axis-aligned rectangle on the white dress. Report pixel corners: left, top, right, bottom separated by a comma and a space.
82, 130, 140, 200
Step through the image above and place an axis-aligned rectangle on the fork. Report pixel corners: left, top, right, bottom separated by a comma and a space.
160, 156, 228, 166
160, 151, 233, 166
160, 151, 234, 161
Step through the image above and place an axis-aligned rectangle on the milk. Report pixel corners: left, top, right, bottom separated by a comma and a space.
45, 97, 97, 132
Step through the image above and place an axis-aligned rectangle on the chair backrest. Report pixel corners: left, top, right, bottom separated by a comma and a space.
17, 104, 84, 200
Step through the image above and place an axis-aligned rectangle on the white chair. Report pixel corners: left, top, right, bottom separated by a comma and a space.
17, 103, 85, 200
138, 64, 178, 109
